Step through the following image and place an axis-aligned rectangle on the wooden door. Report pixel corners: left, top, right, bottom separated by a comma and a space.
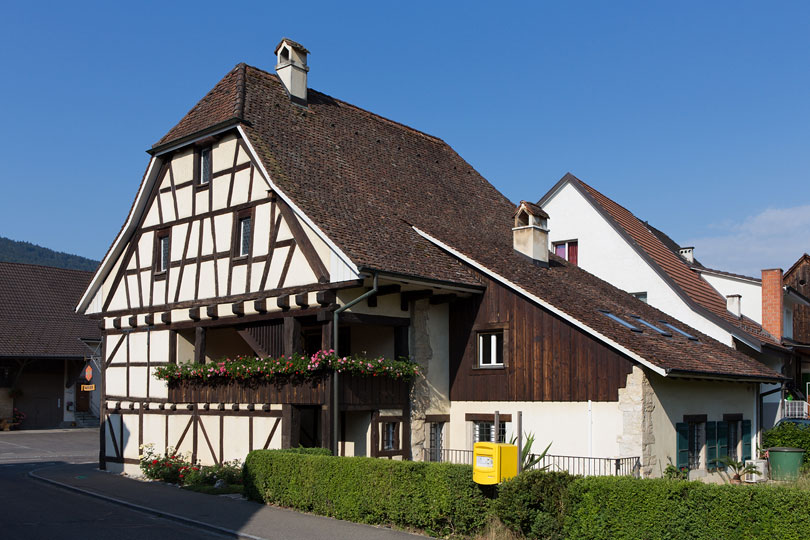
76, 383, 90, 412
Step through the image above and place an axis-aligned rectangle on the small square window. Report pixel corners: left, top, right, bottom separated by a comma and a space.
200, 147, 212, 185
477, 331, 504, 367
473, 421, 506, 444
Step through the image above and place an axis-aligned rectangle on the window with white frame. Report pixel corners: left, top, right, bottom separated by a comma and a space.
473, 421, 506, 444
382, 422, 397, 451
156, 232, 170, 273
553, 240, 578, 265
239, 216, 252, 257
477, 331, 504, 367
199, 147, 212, 185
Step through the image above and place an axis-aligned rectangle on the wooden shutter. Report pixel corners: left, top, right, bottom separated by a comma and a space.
676, 422, 689, 469
705, 421, 717, 470
717, 421, 728, 469
742, 420, 752, 461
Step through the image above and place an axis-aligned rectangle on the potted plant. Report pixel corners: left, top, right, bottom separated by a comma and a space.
719, 456, 759, 484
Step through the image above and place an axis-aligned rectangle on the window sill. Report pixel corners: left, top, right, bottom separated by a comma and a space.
471, 364, 505, 372
195, 183, 210, 192
232, 255, 249, 265
154, 272, 167, 282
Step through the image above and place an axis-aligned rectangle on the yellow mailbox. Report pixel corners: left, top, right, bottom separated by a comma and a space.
473, 442, 518, 484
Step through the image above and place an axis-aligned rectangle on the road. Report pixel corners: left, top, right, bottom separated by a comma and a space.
0, 429, 227, 540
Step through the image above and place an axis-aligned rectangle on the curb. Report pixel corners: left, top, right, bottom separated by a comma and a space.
28, 465, 267, 540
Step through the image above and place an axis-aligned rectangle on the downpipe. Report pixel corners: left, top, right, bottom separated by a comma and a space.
332, 272, 379, 455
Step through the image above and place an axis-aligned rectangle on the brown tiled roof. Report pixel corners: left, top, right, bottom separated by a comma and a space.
546, 174, 781, 349
0, 262, 100, 358
150, 64, 780, 380
516, 201, 549, 219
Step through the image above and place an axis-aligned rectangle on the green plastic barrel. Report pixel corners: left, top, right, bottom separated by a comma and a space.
768, 447, 805, 481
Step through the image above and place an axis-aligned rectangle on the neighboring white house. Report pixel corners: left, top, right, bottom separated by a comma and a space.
539, 174, 807, 429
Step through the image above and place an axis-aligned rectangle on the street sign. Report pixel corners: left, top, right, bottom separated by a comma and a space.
80, 384, 95, 392
84, 365, 93, 381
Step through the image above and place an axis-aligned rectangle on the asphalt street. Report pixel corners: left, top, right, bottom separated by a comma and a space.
0, 429, 227, 540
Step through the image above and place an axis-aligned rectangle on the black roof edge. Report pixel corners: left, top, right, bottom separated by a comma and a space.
148, 118, 246, 156
357, 266, 486, 292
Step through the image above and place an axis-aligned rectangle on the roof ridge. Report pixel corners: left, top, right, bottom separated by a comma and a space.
234, 62, 247, 120
243, 64, 446, 144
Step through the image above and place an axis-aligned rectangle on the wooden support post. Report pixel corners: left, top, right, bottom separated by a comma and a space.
281, 404, 292, 449
194, 327, 206, 365
99, 335, 107, 470
517, 411, 523, 473
403, 400, 412, 460
283, 317, 301, 357
168, 330, 177, 365
321, 320, 333, 352
494, 410, 500, 442
322, 372, 333, 450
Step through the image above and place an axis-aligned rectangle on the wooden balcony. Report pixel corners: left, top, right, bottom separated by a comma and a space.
167, 373, 409, 410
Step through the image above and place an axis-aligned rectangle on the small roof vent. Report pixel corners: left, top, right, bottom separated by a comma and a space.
275, 37, 310, 106
512, 201, 549, 264
679, 246, 695, 264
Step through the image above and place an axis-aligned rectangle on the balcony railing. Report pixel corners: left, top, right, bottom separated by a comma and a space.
781, 399, 810, 419
422, 448, 640, 477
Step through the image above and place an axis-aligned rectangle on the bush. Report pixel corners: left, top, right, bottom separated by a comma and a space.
763, 422, 810, 465
184, 459, 243, 488
493, 470, 574, 539
565, 476, 810, 540
243, 450, 491, 537
139, 445, 194, 484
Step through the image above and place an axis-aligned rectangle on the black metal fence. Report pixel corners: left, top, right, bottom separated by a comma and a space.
422, 448, 640, 477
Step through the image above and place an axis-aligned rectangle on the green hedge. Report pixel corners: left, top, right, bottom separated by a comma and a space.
494, 470, 574, 540
243, 450, 491, 537
565, 476, 810, 540
763, 422, 810, 465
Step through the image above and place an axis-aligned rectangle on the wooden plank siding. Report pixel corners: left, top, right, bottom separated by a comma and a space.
449, 276, 635, 402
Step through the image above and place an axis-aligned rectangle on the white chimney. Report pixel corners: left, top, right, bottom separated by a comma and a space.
513, 201, 549, 265
679, 247, 695, 264
726, 294, 742, 317
275, 38, 309, 105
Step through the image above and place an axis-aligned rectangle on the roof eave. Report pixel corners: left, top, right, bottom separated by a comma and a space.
148, 118, 245, 156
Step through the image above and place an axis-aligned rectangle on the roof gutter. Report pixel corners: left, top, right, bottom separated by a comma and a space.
332, 272, 378, 455
412, 227, 669, 377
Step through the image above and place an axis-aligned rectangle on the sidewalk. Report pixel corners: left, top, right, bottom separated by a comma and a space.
31, 462, 425, 540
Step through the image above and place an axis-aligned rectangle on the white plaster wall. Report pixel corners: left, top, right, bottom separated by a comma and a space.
542, 183, 735, 346
448, 401, 624, 459
701, 273, 762, 324
343, 411, 371, 457
647, 376, 757, 479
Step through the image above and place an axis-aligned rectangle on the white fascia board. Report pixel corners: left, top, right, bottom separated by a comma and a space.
236, 125, 359, 277
76, 157, 159, 313
412, 226, 669, 377
785, 286, 810, 307
696, 268, 761, 286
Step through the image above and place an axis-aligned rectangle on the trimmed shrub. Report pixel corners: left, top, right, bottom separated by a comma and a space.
274, 446, 332, 456
493, 470, 574, 539
243, 450, 491, 537
565, 476, 810, 540
763, 422, 810, 465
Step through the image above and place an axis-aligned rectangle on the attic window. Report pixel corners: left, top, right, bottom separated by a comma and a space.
200, 147, 212, 185
660, 321, 699, 341
630, 316, 672, 336
600, 310, 642, 332
554, 241, 578, 266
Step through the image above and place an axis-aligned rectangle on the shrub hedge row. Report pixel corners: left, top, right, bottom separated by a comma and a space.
763, 422, 810, 466
244, 450, 810, 539
243, 450, 491, 537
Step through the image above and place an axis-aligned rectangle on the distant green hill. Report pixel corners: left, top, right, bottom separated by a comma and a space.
0, 236, 99, 271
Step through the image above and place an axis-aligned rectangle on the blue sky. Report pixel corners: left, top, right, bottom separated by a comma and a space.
1, 1, 807, 276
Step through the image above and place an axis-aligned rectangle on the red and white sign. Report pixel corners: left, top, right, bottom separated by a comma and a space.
84, 365, 93, 382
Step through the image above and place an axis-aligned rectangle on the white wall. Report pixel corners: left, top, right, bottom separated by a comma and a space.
700, 272, 762, 324
542, 182, 735, 347
448, 400, 624, 459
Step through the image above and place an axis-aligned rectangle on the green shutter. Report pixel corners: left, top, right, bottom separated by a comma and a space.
676, 422, 689, 469
742, 420, 752, 461
706, 421, 717, 470
717, 421, 728, 470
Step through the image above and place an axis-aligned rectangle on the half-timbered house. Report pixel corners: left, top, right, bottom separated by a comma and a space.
78, 39, 782, 479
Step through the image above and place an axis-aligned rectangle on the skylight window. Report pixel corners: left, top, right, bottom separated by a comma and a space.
660, 321, 698, 341
599, 310, 642, 332
630, 316, 672, 336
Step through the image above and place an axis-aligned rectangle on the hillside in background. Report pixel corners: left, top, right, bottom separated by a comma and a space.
0, 236, 99, 271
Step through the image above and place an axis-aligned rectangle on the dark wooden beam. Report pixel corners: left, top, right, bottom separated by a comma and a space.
206, 305, 218, 319
295, 293, 309, 308
232, 301, 245, 317
277, 295, 290, 310
367, 285, 400, 308
194, 327, 206, 365
316, 290, 336, 306
283, 317, 302, 357
321, 320, 333, 351
337, 312, 410, 327
237, 328, 268, 357
128, 316, 137, 328
189, 307, 201, 321
254, 298, 267, 313
168, 330, 177, 365
144, 313, 155, 326
161, 312, 171, 324
112, 317, 121, 330
400, 290, 432, 311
